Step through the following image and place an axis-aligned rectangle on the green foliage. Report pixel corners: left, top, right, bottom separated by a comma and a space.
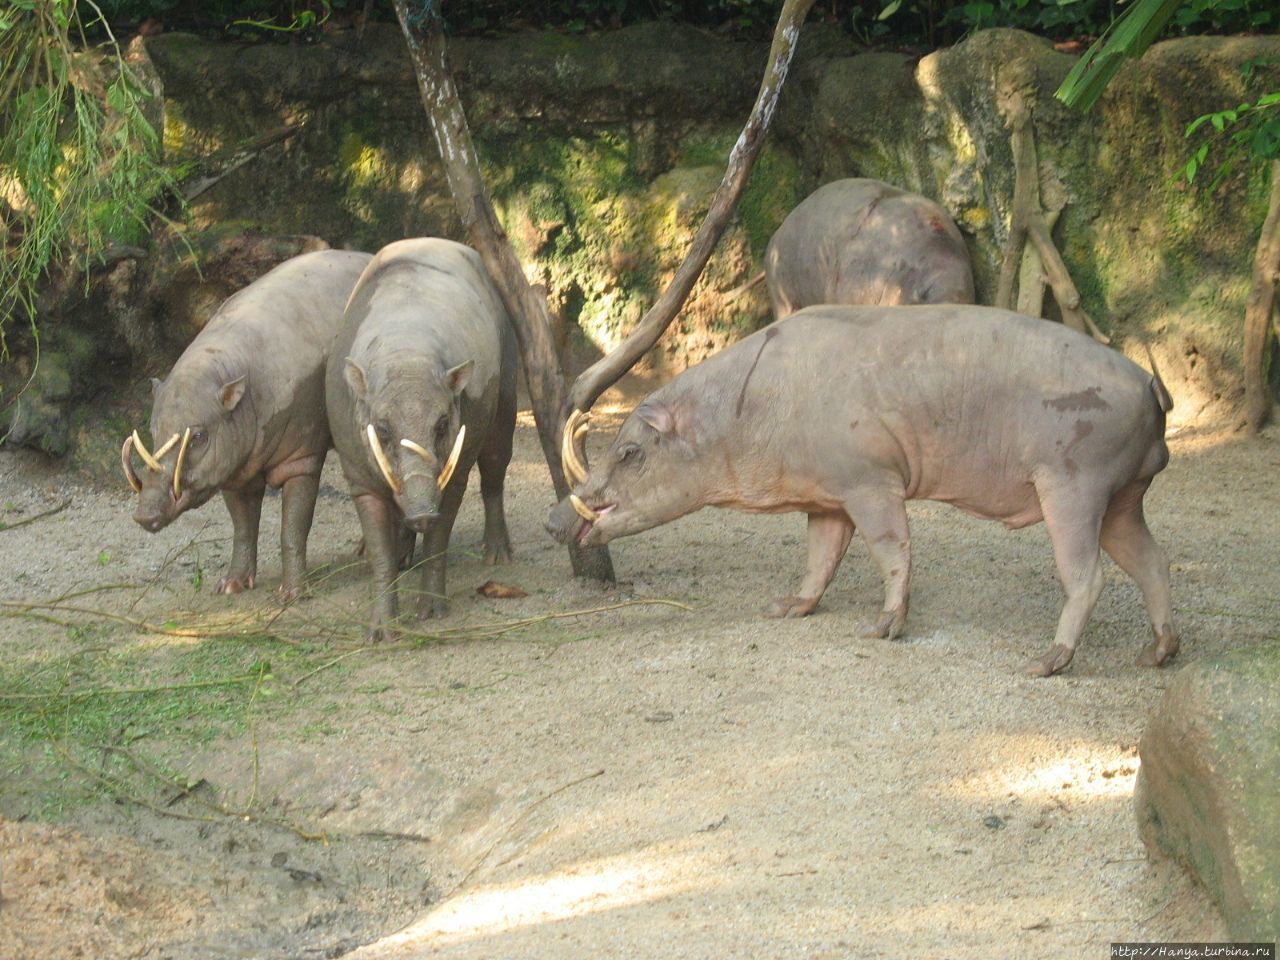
0, 0, 181, 346
1184, 59, 1280, 187
0, 634, 284, 815
71, 0, 1280, 44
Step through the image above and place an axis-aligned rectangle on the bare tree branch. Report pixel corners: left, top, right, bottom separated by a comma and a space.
567, 0, 815, 416
393, 0, 813, 582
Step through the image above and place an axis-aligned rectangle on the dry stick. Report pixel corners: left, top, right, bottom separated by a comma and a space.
1239, 158, 1280, 434
291, 598, 694, 684
0, 674, 260, 702
0, 497, 70, 531
180, 124, 306, 202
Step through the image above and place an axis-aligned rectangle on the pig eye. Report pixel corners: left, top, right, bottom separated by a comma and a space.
617, 444, 642, 466
434, 416, 449, 444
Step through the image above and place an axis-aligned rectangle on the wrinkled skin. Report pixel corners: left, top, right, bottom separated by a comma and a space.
765, 178, 975, 319
326, 238, 516, 641
548, 305, 1178, 678
130, 250, 372, 600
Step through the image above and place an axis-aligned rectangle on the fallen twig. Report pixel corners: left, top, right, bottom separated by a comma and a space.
0, 498, 71, 531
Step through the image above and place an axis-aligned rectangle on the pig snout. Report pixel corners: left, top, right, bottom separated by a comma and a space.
133, 484, 184, 532
401, 475, 442, 533
545, 496, 587, 545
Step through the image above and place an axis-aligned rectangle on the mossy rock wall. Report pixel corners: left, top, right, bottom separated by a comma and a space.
145, 21, 803, 377
39, 22, 1280, 459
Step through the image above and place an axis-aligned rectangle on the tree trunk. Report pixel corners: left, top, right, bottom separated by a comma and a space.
996, 60, 1108, 343
567, 0, 816, 416
392, 0, 612, 581
393, 0, 814, 582
1240, 159, 1280, 435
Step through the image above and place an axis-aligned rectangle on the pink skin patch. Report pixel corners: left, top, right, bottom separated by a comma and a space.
576, 503, 616, 544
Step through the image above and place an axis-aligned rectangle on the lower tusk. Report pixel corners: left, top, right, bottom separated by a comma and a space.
569, 493, 600, 523
121, 436, 142, 493
366, 423, 402, 494
437, 425, 466, 491
172, 427, 191, 499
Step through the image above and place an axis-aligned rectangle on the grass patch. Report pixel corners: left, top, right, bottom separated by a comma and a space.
0, 630, 299, 819
0, 586, 691, 828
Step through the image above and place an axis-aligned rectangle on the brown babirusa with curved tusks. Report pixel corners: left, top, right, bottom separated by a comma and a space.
124, 249, 372, 600
326, 238, 517, 641
547, 303, 1179, 679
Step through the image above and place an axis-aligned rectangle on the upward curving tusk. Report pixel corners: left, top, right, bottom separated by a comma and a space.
569, 493, 600, 523
561, 409, 591, 487
399, 438, 435, 463
437, 425, 466, 491
121, 435, 142, 493
172, 427, 192, 499
131, 430, 180, 472
366, 423, 403, 494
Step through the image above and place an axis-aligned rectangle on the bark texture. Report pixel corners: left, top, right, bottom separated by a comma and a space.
1239, 160, 1280, 434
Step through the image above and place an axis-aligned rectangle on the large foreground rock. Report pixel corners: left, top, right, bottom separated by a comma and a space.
1134, 639, 1280, 940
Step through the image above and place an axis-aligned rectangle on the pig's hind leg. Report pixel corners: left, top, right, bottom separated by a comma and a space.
845, 492, 912, 640
1100, 480, 1178, 668
217, 479, 265, 593
764, 511, 854, 619
1026, 484, 1106, 677
478, 403, 515, 566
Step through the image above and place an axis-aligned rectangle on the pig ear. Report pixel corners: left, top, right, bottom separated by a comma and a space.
635, 400, 675, 435
344, 358, 368, 399
445, 360, 474, 396
219, 376, 247, 412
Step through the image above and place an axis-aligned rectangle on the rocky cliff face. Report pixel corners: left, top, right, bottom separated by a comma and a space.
7, 22, 1279, 466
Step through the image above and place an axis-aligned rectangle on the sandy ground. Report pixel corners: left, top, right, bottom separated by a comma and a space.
1, 403, 1276, 959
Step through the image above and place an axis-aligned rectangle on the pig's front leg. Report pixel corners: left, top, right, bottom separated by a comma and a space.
765, 512, 855, 618
217, 479, 265, 593
417, 472, 467, 621
353, 492, 401, 641
277, 472, 320, 602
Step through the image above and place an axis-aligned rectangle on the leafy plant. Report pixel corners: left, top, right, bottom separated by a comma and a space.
0, 0, 181, 347
1184, 60, 1280, 187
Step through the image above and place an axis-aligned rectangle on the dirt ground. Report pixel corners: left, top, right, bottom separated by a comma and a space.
1, 399, 1276, 959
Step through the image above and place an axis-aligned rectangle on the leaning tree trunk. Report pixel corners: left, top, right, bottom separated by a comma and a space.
1240, 160, 1280, 435
392, 0, 612, 581
393, 0, 814, 581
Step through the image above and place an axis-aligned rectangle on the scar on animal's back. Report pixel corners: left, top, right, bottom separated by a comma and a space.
1044, 386, 1109, 412
735, 326, 779, 418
